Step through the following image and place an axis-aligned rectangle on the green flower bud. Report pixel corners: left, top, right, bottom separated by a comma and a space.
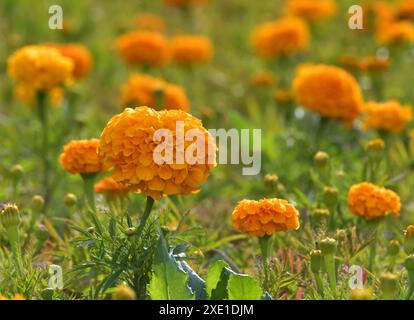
313, 151, 329, 168
312, 208, 330, 226
380, 272, 398, 299
323, 186, 338, 208
86, 227, 95, 234
0, 203, 21, 228
31, 195, 45, 213
320, 237, 337, 255
112, 284, 136, 300
335, 229, 347, 242
404, 254, 414, 271
264, 174, 279, 195
404, 225, 414, 255
10, 164, 24, 180
349, 288, 373, 300
64, 193, 77, 208
387, 240, 400, 256
124, 227, 137, 236
310, 249, 323, 273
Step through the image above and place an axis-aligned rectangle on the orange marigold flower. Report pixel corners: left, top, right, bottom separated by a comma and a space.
7, 45, 73, 91
274, 89, 294, 104
135, 13, 166, 32
396, 0, 414, 20
46, 43, 92, 79
94, 177, 132, 198
60, 139, 103, 174
377, 20, 414, 45
164, 0, 209, 7
98, 106, 216, 200
285, 0, 337, 23
170, 35, 213, 65
358, 56, 390, 73
250, 71, 277, 87
120, 74, 190, 111
251, 17, 309, 60
116, 31, 170, 67
405, 225, 414, 237
0, 294, 25, 300
348, 182, 401, 220
362, 100, 412, 133
14, 84, 63, 108
292, 64, 363, 124
232, 198, 300, 237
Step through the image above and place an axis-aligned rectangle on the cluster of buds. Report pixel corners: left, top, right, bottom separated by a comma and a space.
264, 174, 285, 196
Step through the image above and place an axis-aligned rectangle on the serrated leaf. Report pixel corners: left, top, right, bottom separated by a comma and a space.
148, 232, 194, 300
227, 274, 263, 300
178, 260, 207, 300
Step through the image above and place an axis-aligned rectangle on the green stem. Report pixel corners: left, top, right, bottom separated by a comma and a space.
6, 226, 23, 275
314, 272, 325, 297
324, 254, 337, 294
81, 173, 97, 211
406, 272, 414, 300
136, 196, 155, 237
258, 235, 271, 292
37, 91, 50, 202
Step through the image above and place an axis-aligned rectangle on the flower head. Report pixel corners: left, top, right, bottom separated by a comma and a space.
170, 35, 213, 65
348, 182, 401, 220
135, 13, 166, 32
362, 100, 412, 133
377, 20, 414, 45
98, 106, 216, 200
251, 17, 309, 59
0, 203, 20, 229
250, 71, 277, 87
60, 139, 103, 174
285, 0, 337, 23
7, 45, 73, 91
116, 31, 170, 67
293, 64, 363, 124
94, 177, 132, 199
231, 198, 300, 237
120, 74, 189, 111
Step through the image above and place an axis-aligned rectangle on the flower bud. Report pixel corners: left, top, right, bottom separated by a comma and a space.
313, 151, 329, 168
312, 208, 329, 226
64, 193, 77, 207
380, 272, 398, 299
264, 174, 279, 195
86, 227, 95, 234
387, 240, 400, 256
404, 254, 414, 271
112, 284, 136, 300
335, 229, 347, 242
124, 227, 137, 236
10, 164, 24, 181
404, 225, 414, 255
320, 237, 337, 255
31, 195, 45, 213
310, 249, 323, 273
0, 203, 21, 228
367, 139, 385, 162
349, 288, 373, 300
323, 187, 338, 208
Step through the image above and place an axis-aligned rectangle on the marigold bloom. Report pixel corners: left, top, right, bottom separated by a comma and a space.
116, 31, 170, 67
250, 71, 277, 87
60, 139, 103, 174
251, 17, 309, 59
293, 64, 363, 124
377, 20, 414, 45
98, 106, 216, 200
14, 84, 63, 107
170, 35, 213, 65
120, 74, 190, 111
135, 13, 166, 32
94, 177, 131, 198
362, 100, 412, 133
348, 182, 401, 220
0, 294, 25, 300
396, 0, 414, 20
274, 89, 294, 104
285, 0, 337, 23
232, 198, 300, 237
46, 43, 92, 79
7, 45, 73, 91
358, 56, 390, 73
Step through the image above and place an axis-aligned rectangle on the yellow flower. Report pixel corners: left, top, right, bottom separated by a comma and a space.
292, 64, 363, 124
7, 45, 73, 91
46, 43, 92, 79
116, 31, 170, 67
135, 13, 166, 32
377, 20, 414, 45
249, 71, 277, 87
170, 35, 213, 65
362, 100, 412, 133
94, 176, 132, 199
285, 0, 337, 23
60, 139, 103, 174
232, 198, 300, 237
98, 106, 216, 200
348, 182, 401, 221
251, 17, 309, 59
14, 84, 63, 108
120, 74, 190, 112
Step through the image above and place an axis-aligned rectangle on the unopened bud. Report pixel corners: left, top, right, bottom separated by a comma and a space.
31, 195, 45, 213
380, 272, 398, 299
86, 227, 95, 234
320, 237, 337, 255
367, 138, 385, 152
112, 284, 136, 300
313, 151, 329, 168
0, 203, 20, 228
64, 193, 77, 208
10, 164, 24, 180
323, 187, 338, 208
404, 225, 414, 254
310, 249, 323, 273
125, 227, 137, 236
312, 208, 330, 226
404, 254, 414, 271
335, 229, 347, 242
349, 288, 373, 300
387, 240, 400, 256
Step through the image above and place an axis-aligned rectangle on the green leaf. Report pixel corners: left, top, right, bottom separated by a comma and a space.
178, 261, 207, 300
227, 274, 263, 300
148, 232, 194, 300
205, 260, 236, 300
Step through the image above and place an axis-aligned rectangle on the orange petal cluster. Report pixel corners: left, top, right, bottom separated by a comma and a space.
98, 106, 216, 200
60, 139, 104, 174
285, 0, 337, 23
377, 20, 414, 45
293, 64, 363, 124
116, 31, 170, 67
94, 177, 132, 198
348, 182, 401, 221
120, 74, 190, 112
232, 198, 300, 237
362, 100, 412, 133
170, 35, 213, 65
135, 13, 166, 32
251, 17, 309, 59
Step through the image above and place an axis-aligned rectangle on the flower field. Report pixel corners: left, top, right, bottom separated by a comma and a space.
2, 0, 414, 301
